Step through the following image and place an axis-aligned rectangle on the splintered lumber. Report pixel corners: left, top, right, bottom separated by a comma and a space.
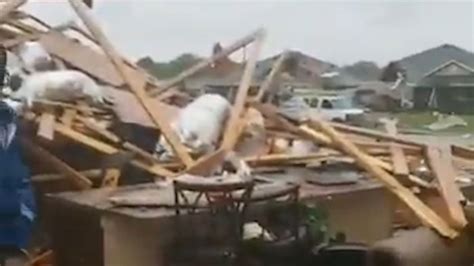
330, 122, 474, 163
329, 121, 424, 148
68, 0, 194, 168
244, 152, 338, 166
55, 123, 175, 177
255, 50, 288, 102
60, 109, 77, 127
299, 124, 432, 189
383, 120, 410, 177
425, 145, 467, 229
310, 118, 459, 238
37, 112, 55, 140
75, 115, 160, 164
20, 111, 176, 177
149, 28, 265, 97
21, 138, 92, 190
101, 169, 121, 188
0, 0, 26, 22
185, 148, 227, 176
221, 32, 265, 150
32, 169, 103, 183
39, 31, 124, 86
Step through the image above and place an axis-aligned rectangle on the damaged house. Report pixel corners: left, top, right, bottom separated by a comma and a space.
381, 44, 474, 113
175, 49, 337, 100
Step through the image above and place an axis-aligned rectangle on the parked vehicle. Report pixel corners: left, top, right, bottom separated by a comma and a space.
302, 94, 365, 121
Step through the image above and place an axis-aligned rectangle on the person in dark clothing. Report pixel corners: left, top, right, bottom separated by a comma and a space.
0, 101, 36, 265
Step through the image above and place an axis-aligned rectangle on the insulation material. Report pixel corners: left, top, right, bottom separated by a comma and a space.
156, 94, 231, 158
13, 70, 105, 106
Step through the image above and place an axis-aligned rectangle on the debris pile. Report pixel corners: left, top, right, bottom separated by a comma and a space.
0, 0, 473, 243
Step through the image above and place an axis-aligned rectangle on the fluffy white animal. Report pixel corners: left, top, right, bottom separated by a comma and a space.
12, 70, 105, 106
14, 41, 53, 73
157, 94, 231, 158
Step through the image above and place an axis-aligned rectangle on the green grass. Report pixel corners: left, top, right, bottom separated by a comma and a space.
393, 111, 474, 135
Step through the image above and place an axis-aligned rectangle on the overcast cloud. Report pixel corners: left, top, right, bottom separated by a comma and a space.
23, 0, 474, 66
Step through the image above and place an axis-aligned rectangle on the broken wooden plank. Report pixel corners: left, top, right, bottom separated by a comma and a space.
299, 124, 432, 189
76, 115, 160, 164
383, 119, 410, 177
101, 169, 121, 188
68, 0, 194, 167
255, 50, 288, 102
329, 122, 474, 164
37, 112, 55, 140
32, 169, 103, 183
60, 109, 77, 127
310, 118, 459, 238
184, 148, 228, 176
425, 145, 467, 230
221, 33, 265, 151
329, 121, 424, 148
0, 0, 26, 23
244, 152, 336, 165
38, 31, 124, 86
16, 110, 177, 178
149, 28, 264, 97
21, 138, 92, 190
76, 115, 121, 143
54, 122, 175, 177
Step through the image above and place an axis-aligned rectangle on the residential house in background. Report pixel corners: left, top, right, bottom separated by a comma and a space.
381, 44, 474, 113
181, 48, 337, 101
256, 50, 337, 89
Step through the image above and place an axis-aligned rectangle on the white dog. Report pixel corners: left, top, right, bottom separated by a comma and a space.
12, 70, 105, 106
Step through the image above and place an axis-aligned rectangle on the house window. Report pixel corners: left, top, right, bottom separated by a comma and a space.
309, 98, 319, 108
322, 99, 333, 109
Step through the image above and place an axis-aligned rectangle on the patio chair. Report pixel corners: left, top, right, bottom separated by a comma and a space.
167, 175, 254, 266
242, 182, 311, 266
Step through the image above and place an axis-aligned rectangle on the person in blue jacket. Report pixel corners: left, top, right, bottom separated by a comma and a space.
0, 100, 36, 265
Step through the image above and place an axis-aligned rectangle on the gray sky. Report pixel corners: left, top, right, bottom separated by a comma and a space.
24, 0, 474, 67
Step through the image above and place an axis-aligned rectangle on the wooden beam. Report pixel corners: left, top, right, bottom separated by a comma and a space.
185, 148, 228, 176
68, 0, 194, 167
255, 50, 288, 102
60, 109, 77, 127
37, 112, 55, 140
55, 123, 175, 177
21, 138, 92, 190
221, 32, 265, 150
17, 111, 177, 178
0, 0, 26, 23
383, 119, 410, 177
32, 169, 102, 183
425, 145, 467, 229
329, 122, 474, 163
328, 121, 424, 148
244, 152, 336, 165
76, 115, 161, 165
38, 31, 124, 86
310, 118, 459, 238
299, 124, 432, 189
149, 28, 264, 97
101, 169, 121, 188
